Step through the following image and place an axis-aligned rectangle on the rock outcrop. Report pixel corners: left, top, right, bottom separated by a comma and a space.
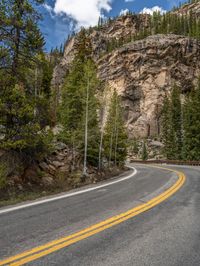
98, 34, 200, 137
52, 8, 200, 139
174, 1, 200, 16
52, 14, 150, 88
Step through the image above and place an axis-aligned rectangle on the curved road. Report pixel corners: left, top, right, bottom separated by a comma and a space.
0, 164, 199, 265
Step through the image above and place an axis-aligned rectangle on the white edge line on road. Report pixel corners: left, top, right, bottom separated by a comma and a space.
0, 167, 137, 215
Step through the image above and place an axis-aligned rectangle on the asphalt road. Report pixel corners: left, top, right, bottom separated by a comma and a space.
0, 164, 199, 265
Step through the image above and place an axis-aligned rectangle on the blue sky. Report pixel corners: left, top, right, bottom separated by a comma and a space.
39, 0, 184, 51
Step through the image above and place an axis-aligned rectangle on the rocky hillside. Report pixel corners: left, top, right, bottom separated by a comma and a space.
52, 2, 200, 139
98, 34, 200, 137
52, 13, 150, 88
174, 0, 200, 16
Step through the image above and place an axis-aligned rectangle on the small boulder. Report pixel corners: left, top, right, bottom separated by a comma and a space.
59, 165, 70, 173
54, 142, 67, 151
39, 162, 49, 171
52, 161, 65, 168
48, 164, 56, 175
42, 176, 54, 186
149, 141, 164, 147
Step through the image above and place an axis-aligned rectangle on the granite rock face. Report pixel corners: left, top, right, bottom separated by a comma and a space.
98, 34, 200, 137
52, 13, 200, 138
52, 14, 150, 88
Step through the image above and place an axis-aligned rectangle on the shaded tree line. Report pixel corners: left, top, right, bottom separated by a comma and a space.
0, 0, 53, 158
161, 79, 200, 160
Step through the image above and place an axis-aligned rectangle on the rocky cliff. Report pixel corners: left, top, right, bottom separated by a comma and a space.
52, 6, 200, 139
52, 14, 150, 88
174, 0, 200, 16
98, 34, 200, 137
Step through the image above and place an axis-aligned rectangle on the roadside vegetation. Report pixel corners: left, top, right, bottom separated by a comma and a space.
0, 1, 128, 201
58, 29, 127, 173
161, 79, 200, 160
129, 80, 200, 162
0, 0, 199, 204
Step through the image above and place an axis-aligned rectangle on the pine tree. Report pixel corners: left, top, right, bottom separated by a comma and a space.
37, 53, 53, 127
0, 84, 52, 155
141, 141, 148, 161
81, 60, 100, 171
0, 0, 45, 81
59, 58, 100, 169
59, 27, 101, 170
161, 85, 183, 160
0, 0, 52, 156
171, 85, 183, 159
183, 78, 200, 160
59, 58, 86, 151
132, 139, 139, 155
161, 97, 176, 159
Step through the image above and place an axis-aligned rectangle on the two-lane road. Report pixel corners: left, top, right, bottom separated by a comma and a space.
0, 164, 199, 265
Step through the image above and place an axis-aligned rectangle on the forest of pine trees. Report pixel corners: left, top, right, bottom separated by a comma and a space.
161, 79, 200, 160
0, 1, 128, 180
59, 30, 127, 173
0, 0, 54, 158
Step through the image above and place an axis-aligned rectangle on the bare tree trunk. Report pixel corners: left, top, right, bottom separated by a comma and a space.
34, 67, 38, 117
114, 102, 118, 166
108, 131, 113, 168
71, 134, 75, 172
98, 91, 107, 171
114, 127, 119, 166
83, 78, 89, 176
98, 128, 104, 171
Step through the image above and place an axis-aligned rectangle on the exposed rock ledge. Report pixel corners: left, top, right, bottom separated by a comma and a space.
98, 34, 200, 137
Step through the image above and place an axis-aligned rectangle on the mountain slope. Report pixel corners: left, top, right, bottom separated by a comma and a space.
52, 2, 200, 138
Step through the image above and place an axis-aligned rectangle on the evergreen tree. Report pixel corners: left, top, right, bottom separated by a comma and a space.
161, 97, 176, 159
132, 139, 139, 155
80, 60, 100, 170
0, 0, 52, 157
183, 78, 200, 160
171, 85, 183, 159
36, 53, 53, 127
0, 0, 45, 81
59, 27, 100, 169
0, 84, 52, 155
161, 85, 183, 160
59, 57, 100, 168
141, 141, 148, 161
59, 29, 91, 138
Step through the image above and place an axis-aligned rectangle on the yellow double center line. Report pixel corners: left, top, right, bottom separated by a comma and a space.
0, 165, 186, 266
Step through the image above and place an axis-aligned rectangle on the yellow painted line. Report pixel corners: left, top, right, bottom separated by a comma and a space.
0, 165, 186, 266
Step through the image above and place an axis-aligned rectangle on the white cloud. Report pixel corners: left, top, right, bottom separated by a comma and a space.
119, 8, 129, 16
53, 0, 112, 28
43, 3, 55, 19
44, 3, 53, 12
125, 0, 134, 2
140, 6, 167, 15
